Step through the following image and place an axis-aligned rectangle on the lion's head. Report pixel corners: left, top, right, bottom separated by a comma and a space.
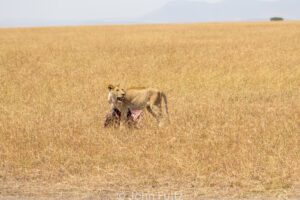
108, 84, 126, 104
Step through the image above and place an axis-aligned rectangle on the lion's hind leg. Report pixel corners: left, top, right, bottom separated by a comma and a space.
146, 104, 163, 127
146, 106, 158, 122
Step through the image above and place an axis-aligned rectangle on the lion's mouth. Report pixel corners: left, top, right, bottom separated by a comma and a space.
117, 97, 125, 102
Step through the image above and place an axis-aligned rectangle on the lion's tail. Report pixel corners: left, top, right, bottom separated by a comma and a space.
161, 92, 170, 123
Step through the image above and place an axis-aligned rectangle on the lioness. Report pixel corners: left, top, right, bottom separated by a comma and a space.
107, 84, 169, 128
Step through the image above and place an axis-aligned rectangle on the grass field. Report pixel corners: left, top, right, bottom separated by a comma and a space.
0, 22, 299, 199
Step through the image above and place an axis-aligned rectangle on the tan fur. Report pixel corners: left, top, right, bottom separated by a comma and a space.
108, 84, 169, 128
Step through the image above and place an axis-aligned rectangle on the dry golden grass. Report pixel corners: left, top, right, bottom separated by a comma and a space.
0, 22, 299, 199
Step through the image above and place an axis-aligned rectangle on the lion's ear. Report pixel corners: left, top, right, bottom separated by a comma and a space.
108, 84, 115, 91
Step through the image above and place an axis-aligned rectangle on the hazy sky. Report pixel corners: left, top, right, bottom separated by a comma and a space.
0, 0, 222, 21
0, 0, 284, 26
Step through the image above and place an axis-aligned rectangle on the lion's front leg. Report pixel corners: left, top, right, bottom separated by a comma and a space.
119, 108, 128, 130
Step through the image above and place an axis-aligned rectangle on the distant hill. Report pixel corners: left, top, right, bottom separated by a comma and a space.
139, 0, 300, 23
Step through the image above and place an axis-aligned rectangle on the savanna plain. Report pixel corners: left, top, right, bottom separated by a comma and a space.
0, 22, 299, 199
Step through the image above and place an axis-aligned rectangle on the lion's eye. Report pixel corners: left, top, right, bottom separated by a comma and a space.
116, 89, 119, 92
